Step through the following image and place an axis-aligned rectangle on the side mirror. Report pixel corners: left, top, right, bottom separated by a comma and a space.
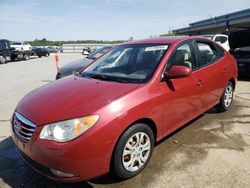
164, 65, 191, 80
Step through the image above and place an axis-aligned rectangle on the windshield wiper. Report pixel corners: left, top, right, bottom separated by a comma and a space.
86, 56, 95, 60
90, 74, 128, 83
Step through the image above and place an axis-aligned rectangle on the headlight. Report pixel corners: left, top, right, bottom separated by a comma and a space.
39, 115, 99, 142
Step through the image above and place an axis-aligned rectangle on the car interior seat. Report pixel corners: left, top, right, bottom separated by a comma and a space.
184, 52, 192, 69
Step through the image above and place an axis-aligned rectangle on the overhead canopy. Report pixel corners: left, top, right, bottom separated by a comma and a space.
173, 9, 250, 35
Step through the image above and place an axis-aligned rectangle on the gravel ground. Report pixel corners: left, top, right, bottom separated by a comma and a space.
0, 54, 250, 188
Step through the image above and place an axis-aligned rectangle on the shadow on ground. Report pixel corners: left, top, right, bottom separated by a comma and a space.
0, 137, 93, 188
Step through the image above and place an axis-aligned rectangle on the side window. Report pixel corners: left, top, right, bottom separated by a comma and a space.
168, 42, 197, 70
5, 42, 10, 49
219, 36, 228, 44
214, 43, 225, 58
196, 42, 219, 67
214, 37, 220, 42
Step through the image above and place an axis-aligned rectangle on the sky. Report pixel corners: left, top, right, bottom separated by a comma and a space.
0, 0, 249, 41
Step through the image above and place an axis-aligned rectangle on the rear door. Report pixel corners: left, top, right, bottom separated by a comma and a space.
194, 40, 228, 108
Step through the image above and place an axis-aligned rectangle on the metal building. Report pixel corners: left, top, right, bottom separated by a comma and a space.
173, 9, 250, 35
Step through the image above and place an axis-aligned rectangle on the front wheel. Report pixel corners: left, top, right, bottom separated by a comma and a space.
215, 81, 234, 112
0, 56, 6, 64
112, 123, 154, 179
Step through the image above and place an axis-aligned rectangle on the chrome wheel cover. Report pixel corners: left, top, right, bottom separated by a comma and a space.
224, 85, 233, 108
122, 132, 151, 172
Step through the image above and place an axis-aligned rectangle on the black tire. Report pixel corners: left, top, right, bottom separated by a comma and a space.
38, 55, 41, 58
0, 56, 6, 64
215, 81, 234, 112
112, 123, 154, 179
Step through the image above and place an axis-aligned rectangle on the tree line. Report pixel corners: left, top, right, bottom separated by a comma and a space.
28, 38, 126, 46
27, 32, 175, 46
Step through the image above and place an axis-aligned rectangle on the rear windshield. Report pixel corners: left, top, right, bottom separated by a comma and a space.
11, 42, 22, 45
82, 44, 168, 83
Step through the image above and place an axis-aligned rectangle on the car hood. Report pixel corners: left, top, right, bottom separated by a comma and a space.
229, 30, 250, 50
16, 76, 140, 126
59, 58, 93, 77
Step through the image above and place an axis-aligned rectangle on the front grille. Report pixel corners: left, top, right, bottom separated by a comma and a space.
12, 112, 36, 143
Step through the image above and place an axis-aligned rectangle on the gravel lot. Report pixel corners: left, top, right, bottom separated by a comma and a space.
0, 54, 250, 188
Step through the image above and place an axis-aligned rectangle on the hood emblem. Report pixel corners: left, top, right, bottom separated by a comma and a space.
14, 118, 22, 132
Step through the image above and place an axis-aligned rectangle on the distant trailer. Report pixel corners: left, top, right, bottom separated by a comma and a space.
62, 43, 110, 53
11, 50, 35, 61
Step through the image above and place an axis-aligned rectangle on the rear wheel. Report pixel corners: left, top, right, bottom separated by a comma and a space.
215, 81, 234, 112
23, 54, 30, 60
112, 123, 154, 179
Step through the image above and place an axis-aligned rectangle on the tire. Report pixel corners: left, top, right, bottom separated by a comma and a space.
215, 81, 234, 112
38, 55, 41, 58
112, 123, 154, 179
0, 56, 6, 64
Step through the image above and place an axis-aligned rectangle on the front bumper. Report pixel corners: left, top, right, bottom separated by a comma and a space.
11, 125, 112, 182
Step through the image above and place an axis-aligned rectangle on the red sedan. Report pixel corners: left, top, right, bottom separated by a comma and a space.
12, 36, 237, 182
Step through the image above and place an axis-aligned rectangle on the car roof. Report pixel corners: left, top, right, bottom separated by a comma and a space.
121, 36, 207, 45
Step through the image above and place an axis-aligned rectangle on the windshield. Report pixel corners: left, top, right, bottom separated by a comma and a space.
87, 46, 112, 60
81, 44, 168, 83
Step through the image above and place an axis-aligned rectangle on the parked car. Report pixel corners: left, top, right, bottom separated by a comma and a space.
32, 48, 50, 57
47, 47, 59, 53
82, 47, 92, 55
56, 45, 113, 79
203, 34, 230, 51
229, 29, 250, 78
11, 37, 237, 182
0, 39, 11, 64
11, 41, 32, 52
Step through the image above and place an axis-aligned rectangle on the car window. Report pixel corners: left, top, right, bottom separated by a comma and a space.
219, 36, 228, 44
196, 42, 219, 67
5, 42, 10, 49
12, 42, 22, 45
168, 42, 197, 70
214, 43, 225, 58
83, 44, 168, 83
214, 37, 220, 42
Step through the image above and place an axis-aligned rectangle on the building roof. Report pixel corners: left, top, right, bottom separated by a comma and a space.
173, 9, 250, 35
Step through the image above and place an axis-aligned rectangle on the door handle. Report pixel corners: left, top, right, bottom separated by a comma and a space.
197, 79, 204, 86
